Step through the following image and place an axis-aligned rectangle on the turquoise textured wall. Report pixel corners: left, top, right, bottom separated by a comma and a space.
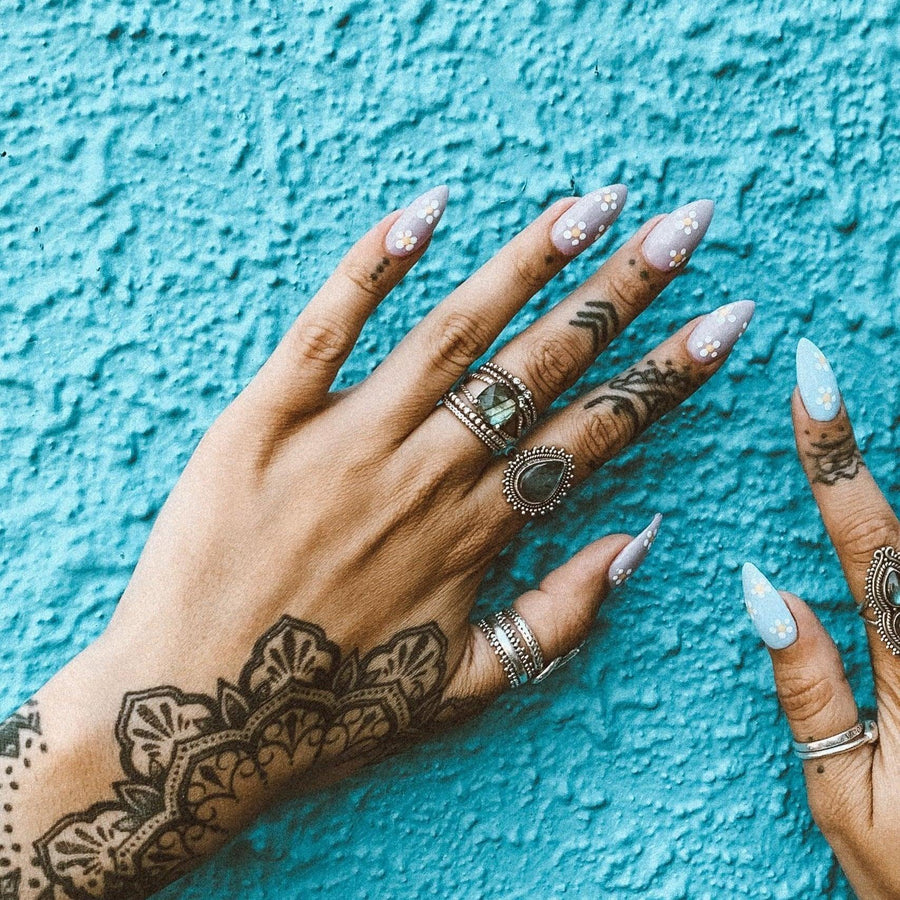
1, 0, 897, 897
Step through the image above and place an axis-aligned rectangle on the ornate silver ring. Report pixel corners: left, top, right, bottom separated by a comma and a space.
439, 362, 536, 453
502, 445, 575, 516
860, 546, 900, 656
477, 607, 580, 689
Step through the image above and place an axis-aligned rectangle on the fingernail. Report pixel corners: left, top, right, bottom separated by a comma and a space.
384, 185, 449, 257
796, 338, 842, 422
608, 513, 663, 588
550, 184, 627, 257
641, 199, 714, 273
741, 563, 797, 650
687, 300, 755, 364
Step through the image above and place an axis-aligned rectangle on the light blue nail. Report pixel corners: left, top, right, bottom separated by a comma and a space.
741, 563, 797, 650
796, 338, 841, 422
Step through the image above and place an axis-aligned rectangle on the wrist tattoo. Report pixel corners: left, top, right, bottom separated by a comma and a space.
34, 617, 464, 899
583, 358, 699, 437
569, 300, 620, 355
804, 424, 865, 485
1, 701, 48, 900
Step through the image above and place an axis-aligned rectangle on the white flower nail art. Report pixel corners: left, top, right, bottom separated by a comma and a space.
668, 247, 688, 268
814, 349, 829, 371
417, 200, 442, 225
598, 190, 618, 212
695, 336, 722, 359
563, 219, 587, 246
681, 210, 700, 235
394, 230, 417, 252
817, 386, 835, 411
714, 304, 738, 324
769, 619, 795, 639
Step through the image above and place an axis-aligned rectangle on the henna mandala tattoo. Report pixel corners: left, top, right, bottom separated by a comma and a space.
583, 358, 699, 440
34, 617, 461, 900
569, 300, 620, 355
0, 701, 48, 900
804, 425, 865, 485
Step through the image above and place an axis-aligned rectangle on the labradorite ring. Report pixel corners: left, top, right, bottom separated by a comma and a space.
502, 445, 575, 516
439, 361, 536, 453
860, 546, 900, 656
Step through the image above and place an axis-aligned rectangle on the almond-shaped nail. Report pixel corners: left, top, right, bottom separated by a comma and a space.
384, 185, 449, 257
550, 184, 627, 257
642, 199, 714, 273
796, 338, 841, 422
608, 513, 663, 588
687, 300, 755, 364
742, 563, 797, 650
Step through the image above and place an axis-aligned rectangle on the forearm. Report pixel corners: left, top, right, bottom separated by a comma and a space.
2, 609, 464, 900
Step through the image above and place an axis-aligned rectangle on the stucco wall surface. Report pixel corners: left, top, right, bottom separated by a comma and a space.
1, 0, 897, 897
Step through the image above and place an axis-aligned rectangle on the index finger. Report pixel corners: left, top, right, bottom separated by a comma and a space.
792, 338, 900, 707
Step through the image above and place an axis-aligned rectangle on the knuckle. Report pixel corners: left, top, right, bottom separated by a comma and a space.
288, 319, 352, 367
838, 511, 900, 568
601, 265, 645, 314
775, 669, 837, 725
432, 311, 493, 375
337, 258, 384, 303
526, 333, 582, 399
572, 412, 632, 465
510, 250, 549, 296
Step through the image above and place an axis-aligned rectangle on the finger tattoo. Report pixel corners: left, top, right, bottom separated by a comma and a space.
569, 300, 620, 355
583, 358, 699, 437
803, 424, 865, 485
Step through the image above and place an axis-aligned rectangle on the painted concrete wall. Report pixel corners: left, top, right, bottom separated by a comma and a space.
1, 0, 896, 896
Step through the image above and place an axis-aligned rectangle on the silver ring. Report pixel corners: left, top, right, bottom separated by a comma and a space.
860, 547, 900, 656
793, 720, 878, 760
477, 607, 579, 689
439, 362, 536, 453
502, 445, 575, 516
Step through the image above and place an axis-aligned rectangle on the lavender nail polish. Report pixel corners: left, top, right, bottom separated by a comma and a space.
796, 338, 841, 422
687, 300, 755, 364
550, 184, 628, 257
608, 513, 663, 588
641, 199, 714, 273
742, 562, 797, 650
384, 185, 449, 257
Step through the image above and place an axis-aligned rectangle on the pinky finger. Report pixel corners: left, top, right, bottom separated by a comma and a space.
446, 515, 662, 703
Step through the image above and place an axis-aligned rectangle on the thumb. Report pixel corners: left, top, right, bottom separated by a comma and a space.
452, 514, 662, 703
741, 562, 872, 835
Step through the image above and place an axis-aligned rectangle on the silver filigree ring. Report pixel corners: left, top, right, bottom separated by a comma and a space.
502, 445, 575, 516
860, 546, 900, 656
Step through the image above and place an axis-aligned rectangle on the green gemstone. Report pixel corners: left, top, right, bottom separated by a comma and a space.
517, 459, 566, 504
887, 570, 900, 606
476, 383, 517, 428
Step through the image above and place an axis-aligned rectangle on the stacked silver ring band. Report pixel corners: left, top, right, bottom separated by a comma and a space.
792, 720, 879, 760
440, 362, 536, 453
477, 607, 581, 689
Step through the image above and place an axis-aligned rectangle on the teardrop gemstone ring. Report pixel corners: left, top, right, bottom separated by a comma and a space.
502, 445, 575, 516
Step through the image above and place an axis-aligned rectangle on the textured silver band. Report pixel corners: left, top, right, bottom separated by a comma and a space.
792, 722, 864, 754
439, 362, 536, 454
477, 607, 581, 690
793, 720, 878, 760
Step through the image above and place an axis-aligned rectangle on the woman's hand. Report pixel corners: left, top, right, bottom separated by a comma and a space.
741, 339, 899, 899
5, 184, 752, 899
